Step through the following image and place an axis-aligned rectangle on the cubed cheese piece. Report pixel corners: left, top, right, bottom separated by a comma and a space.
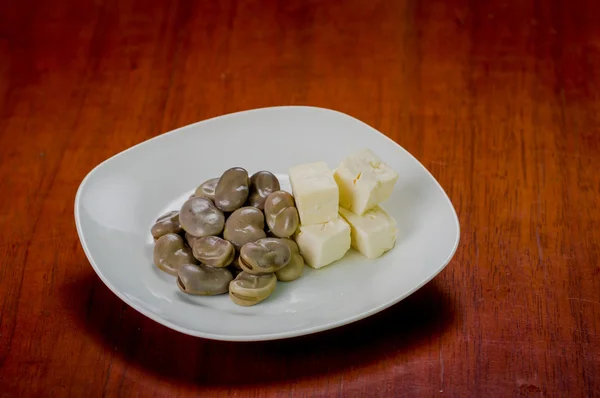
289, 161, 339, 226
334, 149, 398, 215
339, 206, 397, 259
294, 217, 351, 268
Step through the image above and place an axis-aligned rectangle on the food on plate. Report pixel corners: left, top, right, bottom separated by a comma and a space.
228, 272, 277, 306
275, 239, 305, 282
192, 236, 235, 267
151, 211, 182, 240
248, 171, 280, 210
179, 197, 225, 237
149, 148, 398, 306
228, 256, 243, 276
185, 232, 200, 247
153, 233, 196, 276
194, 177, 219, 200
239, 238, 291, 274
177, 263, 233, 295
294, 216, 351, 269
214, 167, 250, 211
264, 191, 300, 238
334, 148, 398, 215
288, 161, 339, 226
339, 206, 397, 259
223, 206, 267, 251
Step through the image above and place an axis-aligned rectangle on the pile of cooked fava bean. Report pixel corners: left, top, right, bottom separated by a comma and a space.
151, 168, 304, 306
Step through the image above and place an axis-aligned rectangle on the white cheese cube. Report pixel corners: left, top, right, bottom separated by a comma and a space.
339, 206, 397, 259
289, 161, 339, 226
334, 149, 398, 215
294, 217, 351, 269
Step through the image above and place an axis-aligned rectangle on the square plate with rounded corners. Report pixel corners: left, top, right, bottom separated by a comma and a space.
74, 106, 460, 342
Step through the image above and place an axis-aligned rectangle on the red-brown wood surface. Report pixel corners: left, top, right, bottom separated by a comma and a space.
1, 0, 599, 396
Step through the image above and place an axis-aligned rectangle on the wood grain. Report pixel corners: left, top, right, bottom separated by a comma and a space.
1, 0, 599, 396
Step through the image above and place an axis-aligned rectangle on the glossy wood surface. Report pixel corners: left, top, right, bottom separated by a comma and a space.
1, 0, 599, 396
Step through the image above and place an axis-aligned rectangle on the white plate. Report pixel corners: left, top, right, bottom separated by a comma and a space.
74, 106, 460, 342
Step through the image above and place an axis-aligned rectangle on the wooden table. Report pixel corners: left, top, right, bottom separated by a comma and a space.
1, 0, 599, 396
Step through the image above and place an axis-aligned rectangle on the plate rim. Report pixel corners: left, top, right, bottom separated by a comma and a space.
74, 105, 461, 342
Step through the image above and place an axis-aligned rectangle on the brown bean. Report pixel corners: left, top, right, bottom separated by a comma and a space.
239, 238, 291, 274
223, 206, 266, 251
153, 233, 196, 276
179, 197, 225, 237
151, 211, 182, 240
248, 171, 280, 210
214, 167, 250, 212
194, 178, 219, 200
177, 263, 233, 295
192, 236, 235, 267
264, 191, 299, 238
229, 272, 277, 306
